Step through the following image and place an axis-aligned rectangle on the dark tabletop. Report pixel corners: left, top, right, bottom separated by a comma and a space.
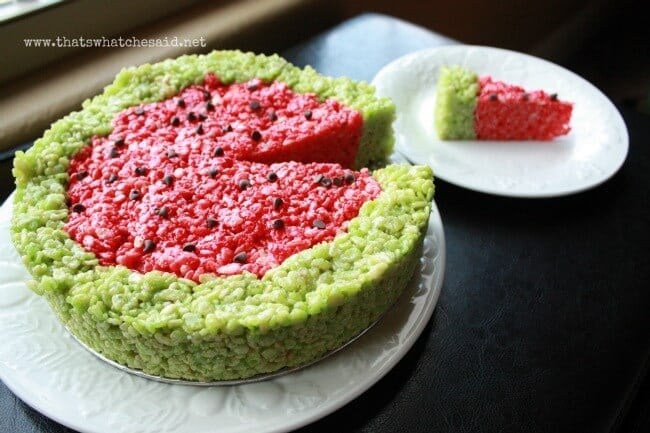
2, 13, 649, 433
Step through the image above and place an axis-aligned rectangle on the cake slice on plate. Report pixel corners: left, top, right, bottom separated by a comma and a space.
434, 65, 573, 140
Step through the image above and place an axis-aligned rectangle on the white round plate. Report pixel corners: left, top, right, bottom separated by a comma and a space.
0, 192, 445, 433
372, 45, 629, 197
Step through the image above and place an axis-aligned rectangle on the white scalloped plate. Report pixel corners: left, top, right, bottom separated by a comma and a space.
372, 45, 629, 197
0, 191, 445, 433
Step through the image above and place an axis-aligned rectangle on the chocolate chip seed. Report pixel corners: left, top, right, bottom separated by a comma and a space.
489, 93, 498, 101
550, 93, 558, 101
214, 147, 224, 157
107, 173, 118, 184
183, 243, 196, 252
273, 197, 283, 209
198, 113, 208, 121
177, 98, 186, 107
187, 112, 197, 121
206, 217, 218, 228
239, 179, 251, 190
333, 176, 343, 187
75, 171, 88, 181
313, 219, 326, 229
208, 168, 219, 178
206, 102, 215, 111
303, 110, 312, 120
272, 219, 285, 229
109, 147, 119, 158
155, 206, 169, 218
267, 110, 278, 121
222, 124, 233, 133
267, 172, 278, 182
233, 251, 247, 264
134, 166, 147, 176
344, 173, 356, 184
196, 124, 204, 135
113, 136, 125, 146
251, 130, 262, 141
170, 116, 180, 126
249, 100, 261, 110
129, 190, 141, 200
72, 203, 85, 213
163, 175, 174, 186
143, 239, 156, 253
202, 90, 211, 101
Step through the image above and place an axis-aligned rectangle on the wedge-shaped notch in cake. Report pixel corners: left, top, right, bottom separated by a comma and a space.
434, 65, 573, 140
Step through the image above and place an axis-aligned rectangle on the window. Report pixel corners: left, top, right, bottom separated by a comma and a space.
1, 0, 209, 84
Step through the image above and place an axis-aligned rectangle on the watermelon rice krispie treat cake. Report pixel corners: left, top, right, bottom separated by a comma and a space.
434, 65, 573, 140
11, 50, 435, 381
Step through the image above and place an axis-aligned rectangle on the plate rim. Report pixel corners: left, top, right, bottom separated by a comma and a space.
372, 44, 630, 198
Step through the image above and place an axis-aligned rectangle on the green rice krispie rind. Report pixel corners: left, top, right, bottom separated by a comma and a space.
434, 65, 479, 140
11, 50, 433, 381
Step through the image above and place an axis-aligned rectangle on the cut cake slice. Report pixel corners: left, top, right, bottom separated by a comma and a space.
434, 65, 573, 140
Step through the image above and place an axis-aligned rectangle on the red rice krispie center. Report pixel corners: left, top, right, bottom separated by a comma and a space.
65, 76, 379, 281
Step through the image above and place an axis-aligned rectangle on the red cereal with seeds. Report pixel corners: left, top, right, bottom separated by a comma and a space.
475, 76, 573, 140
65, 76, 379, 281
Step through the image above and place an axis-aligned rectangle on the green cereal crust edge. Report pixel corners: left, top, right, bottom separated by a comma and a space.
434, 65, 479, 140
11, 50, 433, 381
